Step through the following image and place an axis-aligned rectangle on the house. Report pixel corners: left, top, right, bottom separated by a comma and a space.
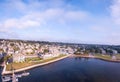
101, 49, 106, 55
25, 48, 34, 54
0, 53, 4, 59
13, 54, 25, 63
7, 48, 14, 55
42, 54, 53, 59
67, 47, 74, 55
112, 50, 118, 55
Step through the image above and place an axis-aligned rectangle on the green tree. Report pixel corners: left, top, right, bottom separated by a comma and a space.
43, 49, 49, 54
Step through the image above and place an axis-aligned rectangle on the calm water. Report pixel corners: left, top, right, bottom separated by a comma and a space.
1, 57, 120, 82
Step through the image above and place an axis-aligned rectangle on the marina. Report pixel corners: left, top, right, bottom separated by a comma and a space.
1, 71, 29, 82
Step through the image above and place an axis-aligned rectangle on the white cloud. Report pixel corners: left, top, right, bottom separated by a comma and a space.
4, 19, 18, 28
91, 26, 108, 33
0, 17, 41, 29
0, 0, 91, 30
0, 7, 89, 29
110, 0, 120, 25
64, 11, 89, 21
0, 29, 19, 39
2, 0, 119, 45
0, 0, 67, 15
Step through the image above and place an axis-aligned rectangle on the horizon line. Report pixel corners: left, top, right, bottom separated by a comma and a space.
0, 38, 118, 46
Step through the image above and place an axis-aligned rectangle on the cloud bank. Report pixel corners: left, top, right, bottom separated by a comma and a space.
0, 0, 120, 45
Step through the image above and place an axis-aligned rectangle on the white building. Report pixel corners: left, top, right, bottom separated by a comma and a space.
101, 49, 106, 54
13, 54, 25, 63
112, 50, 118, 55
42, 54, 53, 59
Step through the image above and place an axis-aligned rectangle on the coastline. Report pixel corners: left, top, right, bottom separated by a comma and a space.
2, 55, 120, 75
2, 55, 69, 75
72, 55, 120, 63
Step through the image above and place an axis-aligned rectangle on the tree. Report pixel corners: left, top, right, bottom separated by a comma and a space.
74, 48, 82, 55
13, 46, 19, 52
10, 43, 14, 47
0, 48, 4, 52
94, 48, 101, 54
43, 49, 49, 54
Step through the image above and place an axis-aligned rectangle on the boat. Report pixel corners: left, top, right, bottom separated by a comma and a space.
1, 71, 30, 82
2, 76, 12, 82
16, 74, 22, 78
21, 72, 30, 76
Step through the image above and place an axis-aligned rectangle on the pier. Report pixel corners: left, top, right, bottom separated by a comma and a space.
2, 70, 29, 82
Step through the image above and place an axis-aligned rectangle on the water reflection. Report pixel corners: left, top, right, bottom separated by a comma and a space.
75, 57, 89, 61
1, 57, 120, 82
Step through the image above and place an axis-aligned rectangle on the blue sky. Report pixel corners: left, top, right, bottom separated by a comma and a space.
0, 0, 120, 45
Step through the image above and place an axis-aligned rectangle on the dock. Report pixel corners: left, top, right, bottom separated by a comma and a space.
2, 70, 29, 82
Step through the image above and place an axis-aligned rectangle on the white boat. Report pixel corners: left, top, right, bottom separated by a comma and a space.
16, 78, 18, 82
22, 72, 30, 76
2, 76, 12, 82
16, 74, 22, 78
1, 71, 30, 82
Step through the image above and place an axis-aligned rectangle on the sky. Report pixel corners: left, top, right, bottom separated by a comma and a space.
0, 0, 120, 45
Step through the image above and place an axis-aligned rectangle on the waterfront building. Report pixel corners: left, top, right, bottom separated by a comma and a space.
42, 54, 53, 59
13, 54, 25, 63
112, 50, 118, 55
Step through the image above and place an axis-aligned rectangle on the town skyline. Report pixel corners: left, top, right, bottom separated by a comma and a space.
0, 0, 120, 45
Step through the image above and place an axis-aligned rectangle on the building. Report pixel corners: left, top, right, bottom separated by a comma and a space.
13, 54, 25, 63
42, 54, 53, 59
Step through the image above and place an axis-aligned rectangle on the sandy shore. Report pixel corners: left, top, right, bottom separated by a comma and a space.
2, 55, 69, 75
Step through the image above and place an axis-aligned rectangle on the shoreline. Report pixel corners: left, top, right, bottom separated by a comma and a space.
2, 55, 120, 75
2, 55, 69, 75
72, 55, 120, 63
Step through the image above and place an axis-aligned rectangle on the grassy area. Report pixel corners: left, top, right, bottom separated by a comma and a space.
95, 54, 120, 61
25, 57, 42, 62
75, 54, 114, 60
6, 54, 66, 71
95, 54, 112, 60
6, 54, 120, 71
115, 54, 120, 60
75, 54, 120, 61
